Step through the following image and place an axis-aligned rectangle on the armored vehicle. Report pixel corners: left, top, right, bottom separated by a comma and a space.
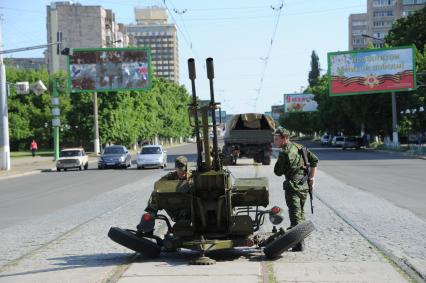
108, 58, 315, 264
222, 113, 275, 165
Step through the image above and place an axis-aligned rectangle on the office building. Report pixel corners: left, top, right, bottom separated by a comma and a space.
349, 0, 425, 50
126, 7, 179, 84
46, 1, 128, 73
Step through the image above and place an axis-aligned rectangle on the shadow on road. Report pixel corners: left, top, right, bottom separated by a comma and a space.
0, 253, 132, 278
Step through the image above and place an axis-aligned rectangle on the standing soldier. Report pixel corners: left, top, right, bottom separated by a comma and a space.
273, 128, 319, 251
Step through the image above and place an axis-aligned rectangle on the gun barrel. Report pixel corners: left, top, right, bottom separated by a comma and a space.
187, 58, 203, 170
206, 58, 220, 171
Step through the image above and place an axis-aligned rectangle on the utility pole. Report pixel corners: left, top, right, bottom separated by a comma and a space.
391, 92, 399, 146
93, 92, 100, 154
51, 79, 60, 160
0, 16, 11, 170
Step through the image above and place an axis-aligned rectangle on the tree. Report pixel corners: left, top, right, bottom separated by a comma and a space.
386, 6, 426, 53
308, 51, 320, 87
386, 6, 426, 137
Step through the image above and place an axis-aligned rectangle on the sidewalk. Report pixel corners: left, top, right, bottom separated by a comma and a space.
0, 156, 57, 180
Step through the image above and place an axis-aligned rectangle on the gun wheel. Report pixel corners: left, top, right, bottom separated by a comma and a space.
190, 256, 216, 265
263, 220, 315, 259
108, 227, 161, 258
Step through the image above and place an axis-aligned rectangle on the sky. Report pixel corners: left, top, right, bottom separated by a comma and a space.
1, 0, 366, 114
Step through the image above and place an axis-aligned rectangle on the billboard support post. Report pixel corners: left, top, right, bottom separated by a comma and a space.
51, 79, 60, 161
391, 92, 398, 146
93, 92, 100, 155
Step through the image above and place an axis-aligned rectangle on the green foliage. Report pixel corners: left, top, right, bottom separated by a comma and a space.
308, 50, 320, 87
385, 6, 426, 53
6, 67, 192, 150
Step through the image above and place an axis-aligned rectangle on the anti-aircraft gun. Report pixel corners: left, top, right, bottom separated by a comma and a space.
108, 58, 315, 264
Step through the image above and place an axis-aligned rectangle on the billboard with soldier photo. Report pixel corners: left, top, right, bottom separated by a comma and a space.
67, 48, 151, 93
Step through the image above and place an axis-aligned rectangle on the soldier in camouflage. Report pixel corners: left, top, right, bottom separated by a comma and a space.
273, 128, 319, 251
145, 156, 191, 215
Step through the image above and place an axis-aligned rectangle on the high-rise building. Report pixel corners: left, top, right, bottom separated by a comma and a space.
126, 7, 179, 84
349, 13, 369, 50
46, 1, 128, 73
349, 0, 425, 50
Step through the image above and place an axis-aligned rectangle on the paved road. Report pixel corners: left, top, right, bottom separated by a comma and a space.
0, 141, 424, 282
0, 144, 194, 229
0, 152, 409, 283
301, 141, 426, 220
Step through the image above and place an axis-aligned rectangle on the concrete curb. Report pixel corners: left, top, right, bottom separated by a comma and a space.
374, 149, 426, 160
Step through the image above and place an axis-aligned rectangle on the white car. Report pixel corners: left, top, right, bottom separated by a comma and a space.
136, 145, 167, 169
56, 148, 89, 171
320, 134, 331, 145
331, 136, 345, 147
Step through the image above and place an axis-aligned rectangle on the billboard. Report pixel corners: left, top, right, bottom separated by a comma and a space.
284, 93, 318, 112
67, 48, 151, 93
271, 105, 284, 120
328, 46, 416, 96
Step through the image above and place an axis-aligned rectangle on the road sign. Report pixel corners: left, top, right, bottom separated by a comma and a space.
15, 82, 29, 94
31, 80, 47, 96
52, 97, 60, 106
52, 107, 60, 116
52, 118, 60, 127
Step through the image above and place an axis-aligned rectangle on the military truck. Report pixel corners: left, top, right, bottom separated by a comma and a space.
222, 113, 275, 165
108, 57, 315, 264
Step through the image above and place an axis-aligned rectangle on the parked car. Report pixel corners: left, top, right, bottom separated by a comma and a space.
98, 145, 132, 169
136, 145, 167, 169
56, 148, 89, 171
320, 135, 331, 145
342, 136, 362, 150
331, 136, 345, 147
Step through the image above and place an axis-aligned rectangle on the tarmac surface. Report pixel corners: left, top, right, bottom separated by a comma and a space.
0, 143, 424, 282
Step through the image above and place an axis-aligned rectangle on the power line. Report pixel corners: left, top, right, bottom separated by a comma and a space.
163, 0, 207, 78
253, 1, 284, 112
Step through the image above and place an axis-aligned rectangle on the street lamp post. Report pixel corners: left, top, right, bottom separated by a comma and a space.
0, 20, 10, 170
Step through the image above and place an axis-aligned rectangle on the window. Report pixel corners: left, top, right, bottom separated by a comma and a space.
352, 21, 367, 26
402, 0, 425, 4
352, 30, 367, 35
353, 38, 367, 45
373, 10, 393, 17
373, 32, 387, 38
373, 0, 394, 6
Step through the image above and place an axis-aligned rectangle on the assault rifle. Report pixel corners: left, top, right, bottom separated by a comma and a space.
300, 147, 314, 214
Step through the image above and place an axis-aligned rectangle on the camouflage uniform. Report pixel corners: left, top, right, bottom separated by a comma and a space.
274, 141, 318, 227
145, 156, 191, 217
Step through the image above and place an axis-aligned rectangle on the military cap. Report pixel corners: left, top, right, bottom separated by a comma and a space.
174, 156, 188, 169
274, 127, 290, 138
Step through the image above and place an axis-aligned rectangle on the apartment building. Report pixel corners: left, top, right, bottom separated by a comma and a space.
46, 1, 128, 73
349, 0, 425, 50
349, 13, 369, 50
126, 7, 179, 84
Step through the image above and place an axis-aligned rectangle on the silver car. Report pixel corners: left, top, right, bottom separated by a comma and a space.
136, 145, 167, 169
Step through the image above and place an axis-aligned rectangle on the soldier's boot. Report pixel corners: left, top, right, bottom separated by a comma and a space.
292, 240, 305, 252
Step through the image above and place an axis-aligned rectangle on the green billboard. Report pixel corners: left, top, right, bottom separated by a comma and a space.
67, 47, 151, 93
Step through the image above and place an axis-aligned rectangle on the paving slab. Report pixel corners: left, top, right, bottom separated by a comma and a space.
274, 262, 407, 282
